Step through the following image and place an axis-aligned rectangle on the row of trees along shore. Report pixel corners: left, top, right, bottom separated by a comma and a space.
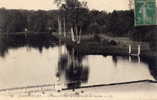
0, 8, 134, 37
0, 0, 157, 50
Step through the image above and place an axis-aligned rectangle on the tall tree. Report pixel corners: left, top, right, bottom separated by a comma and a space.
54, 0, 88, 34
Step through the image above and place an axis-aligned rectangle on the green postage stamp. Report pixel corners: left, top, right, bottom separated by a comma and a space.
134, 0, 157, 26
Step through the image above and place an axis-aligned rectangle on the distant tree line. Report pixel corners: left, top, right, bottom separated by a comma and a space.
0, 7, 157, 46
0, 8, 59, 33
0, 8, 135, 35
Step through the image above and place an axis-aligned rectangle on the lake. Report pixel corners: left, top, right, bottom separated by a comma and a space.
0, 43, 156, 90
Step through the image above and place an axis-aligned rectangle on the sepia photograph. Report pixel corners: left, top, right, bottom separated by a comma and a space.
0, 0, 157, 99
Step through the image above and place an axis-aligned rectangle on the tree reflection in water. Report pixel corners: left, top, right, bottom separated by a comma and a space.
142, 56, 157, 80
112, 55, 157, 81
0, 34, 58, 57
57, 46, 89, 91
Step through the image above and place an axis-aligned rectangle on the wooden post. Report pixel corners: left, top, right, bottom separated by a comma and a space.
129, 44, 131, 54
137, 45, 141, 56
138, 56, 140, 63
129, 56, 131, 62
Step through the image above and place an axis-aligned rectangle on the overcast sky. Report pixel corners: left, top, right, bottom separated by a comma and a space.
0, 0, 129, 12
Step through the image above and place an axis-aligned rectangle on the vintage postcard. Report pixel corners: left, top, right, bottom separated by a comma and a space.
0, 0, 157, 100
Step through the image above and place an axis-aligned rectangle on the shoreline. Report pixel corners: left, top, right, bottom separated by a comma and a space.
0, 33, 157, 58
64, 40, 157, 58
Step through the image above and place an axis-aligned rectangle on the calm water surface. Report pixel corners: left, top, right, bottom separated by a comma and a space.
0, 45, 156, 89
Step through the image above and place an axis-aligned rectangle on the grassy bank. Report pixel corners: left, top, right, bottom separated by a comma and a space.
1, 32, 156, 57
54, 33, 156, 57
